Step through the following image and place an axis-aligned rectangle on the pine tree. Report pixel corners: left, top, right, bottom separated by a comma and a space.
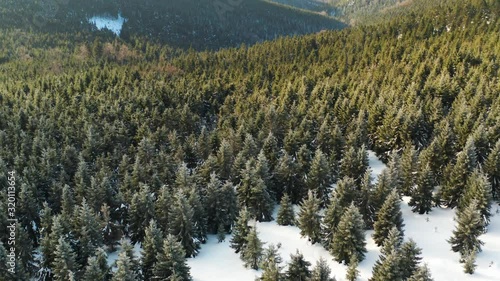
276, 152, 304, 204
83, 248, 110, 281
409, 164, 434, 214
386, 151, 403, 193
230, 208, 251, 253
369, 249, 400, 281
153, 235, 192, 281
330, 203, 366, 264
297, 190, 322, 244
241, 226, 264, 270
112, 251, 139, 281
310, 257, 335, 281
217, 139, 234, 181
238, 159, 274, 222
340, 146, 368, 184
373, 190, 405, 246
52, 236, 77, 281
285, 250, 311, 281
401, 145, 419, 196
155, 185, 172, 233
260, 257, 283, 281
380, 227, 403, 257
73, 198, 104, 267
129, 184, 155, 244
357, 170, 375, 229
277, 193, 295, 226
439, 139, 477, 208
322, 196, 343, 249
169, 190, 199, 257
142, 220, 164, 280
346, 254, 359, 281
459, 170, 493, 225
371, 170, 393, 215
484, 139, 500, 200
187, 186, 208, 244
307, 149, 333, 207
449, 200, 484, 255
260, 244, 283, 269
333, 176, 358, 210
398, 239, 422, 280
462, 249, 477, 274
408, 264, 434, 281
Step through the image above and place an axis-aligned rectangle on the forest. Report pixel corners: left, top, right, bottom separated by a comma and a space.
0, 0, 499, 280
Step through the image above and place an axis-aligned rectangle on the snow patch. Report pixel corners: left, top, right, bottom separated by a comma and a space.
88, 13, 127, 36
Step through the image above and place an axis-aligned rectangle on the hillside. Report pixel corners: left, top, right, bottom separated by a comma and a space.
0, 0, 499, 280
0, 0, 346, 50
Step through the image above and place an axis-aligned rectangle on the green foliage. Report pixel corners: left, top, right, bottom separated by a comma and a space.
311, 257, 336, 281
230, 208, 251, 253
153, 235, 192, 281
285, 250, 311, 281
373, 190, 405, 246
330, 204, 366, 264
241, 226, 265, 270
448, 200, 484, 255
409, 164, 434, 214
297, 190, 322, 244
277, 193, 295, 226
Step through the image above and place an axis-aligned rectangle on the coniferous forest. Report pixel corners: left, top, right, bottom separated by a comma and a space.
0, 0, 499, 280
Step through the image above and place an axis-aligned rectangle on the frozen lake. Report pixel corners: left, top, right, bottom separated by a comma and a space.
88, 13, 127, 36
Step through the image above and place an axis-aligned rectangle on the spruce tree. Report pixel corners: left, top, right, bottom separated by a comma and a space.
52, 236, 77, 281
387, 151, 403, 193
230, 208, 251, 253
307, 149, 333, 207
297, 190, 322, 244
369, 249, 400, 281
371, 170, 393, 215
241, 226, 264, 270
484, 139, 500, 200
333, 176, 358, 210
372, 190, 405, 247
142, 220, 164, 281
380, 227, 403, 257
462, 249, 477, 274
260, 256, 283, 281
276, 152, 304, 204
409, 164, 434, 214
345, 254, 359, 281
285, 250, 311, 281
357, 170, 375, 229
277, 193, 295, 226
401, 145, 419, 196
310, 257, 335, 281
153, 235, 192, 281
330, 203, 366, 264
169, 190, 199, 257
112, 251, 139, 281
322, 196, 343, 249
449, 200, 484, 255
73, 198, 104, 267
155, 185, 172, 233
408, 264, 434, 281
129, 184, 155, 244
238, 159, 274, 222
459, 170, 492, 225
83, 248, 110, 281
398, 239, 422, 280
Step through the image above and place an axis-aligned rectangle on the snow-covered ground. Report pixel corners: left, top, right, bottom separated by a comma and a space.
187, 151, 500, 281
88, 13, 127, 36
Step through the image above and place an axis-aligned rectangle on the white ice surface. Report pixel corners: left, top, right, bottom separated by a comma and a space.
88, 13, 127, 36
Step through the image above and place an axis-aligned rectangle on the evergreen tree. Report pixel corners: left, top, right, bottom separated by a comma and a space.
155, 185, 172, 233
52, 236, 77, 281
330, 203, 366, 264
373, 190, 404, 246
398, 239, 422, 280
260, 256, 283, 281
142, 220, 164, 281
238, 159, 274, 222
83, 248, 110, 281
340, 146, 369, 184
129, 184, 155, 244
386, 151, 403, 193
112, 251, 139, 281
169, 190, 199, 257
260, 244, 283, 270
380, 227, 403, 257
401, 145, 419, 196
310, 257, 335, 281
277, 193, 295, 226
357, 170, 375, 229
230, 208, 251, 253
408, 264, 434, 281
484, 139, 500, 200
297, 190, 322, 244
217, 139, 234, 181
409, 164, 434, 214
73, 198, 104, 267
369, 249, 400, 281
153, 235, 192, 281
371, 170, 393, 215
345, 254, 359, 281
307, 149, 333, 207
217, 223, 226, 242
462, 249, 477, 274
439, 139, 477, 208
322, 196, 343, 249
285, 250, 311, 281
276, 152, 305, 204
187, 186, 208, 244
241, 226, 265, 270
459, 170, 493, 225
333, 176, 358, 210
449, 200, 484, 255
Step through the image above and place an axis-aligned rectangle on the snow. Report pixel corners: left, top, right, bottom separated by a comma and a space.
187, 150, 500, 281
106, 239, 142, 271
88, 13, 127, 36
